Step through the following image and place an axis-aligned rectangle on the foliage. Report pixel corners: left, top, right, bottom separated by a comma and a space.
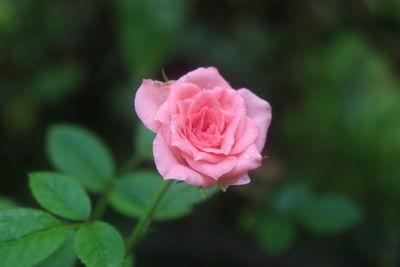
29, 172, 92, 220
74, 221, 125, 267
1, 0, 400, 266
0, 208, 70, 267
47, 124, 115, 192
0, 124, 216, 266
0, 197, 19, 210
110, 170, 217, 220
35, 233, 76, 267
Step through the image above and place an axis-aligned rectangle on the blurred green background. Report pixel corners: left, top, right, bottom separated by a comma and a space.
1, 0, 400, 266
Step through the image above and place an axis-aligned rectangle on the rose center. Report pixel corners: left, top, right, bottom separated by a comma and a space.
186, 106, 225, 149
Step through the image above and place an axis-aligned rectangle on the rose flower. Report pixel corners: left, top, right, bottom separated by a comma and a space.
134, 67, 271, 189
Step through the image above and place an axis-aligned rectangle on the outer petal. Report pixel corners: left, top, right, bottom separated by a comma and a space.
178, 67, 231, 90
233, 175, 251, 185
230, 117, 260, 154
182, 154, 238, 179
134, 80, 172, 132
153, 133, 217, 188
153, 100, 171, 126
223, 144, 262, 178
219, 174, 251, 190
238, 88, 272, 151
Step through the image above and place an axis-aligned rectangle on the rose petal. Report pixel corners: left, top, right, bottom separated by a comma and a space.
187, 89, 222, 115
230, 118, 260, 154
153, 133, 217, 188
233, 175, 251, 185
170, 114, 225, 163
134, 80, 172, 132
238, 88, 272, 152
216, 114, 240, 155
215, 88, 247, 141
178, 67, 231, 90
219, 174, 251, 190
223, 144, 262, 178
218, 87, 246, 114
153, 101, 171, 125
169, 82, 201, 115
183, 154, 238, 179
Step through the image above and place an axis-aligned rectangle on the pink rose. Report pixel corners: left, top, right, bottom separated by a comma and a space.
134, 67, 272, 188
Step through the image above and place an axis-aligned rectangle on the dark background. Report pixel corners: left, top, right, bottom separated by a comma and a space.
1, 0, 400, 266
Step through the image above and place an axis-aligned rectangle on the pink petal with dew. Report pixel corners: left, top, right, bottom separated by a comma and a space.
223, 144, 262, 178
230, 117, 260, 154
238, 88, 272, 152
182, 153, 238, 180
153, 133, 217, 188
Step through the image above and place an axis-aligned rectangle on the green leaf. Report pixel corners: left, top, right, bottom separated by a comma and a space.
156, 179, 217, 220
47, 124, 115, 192
273, 183, 314, 216
0, 208, 70, 267
298, 194, 364, 234
122, 254, 135, 267
35, 232, 76, 267
0, 197, 19, 210
258, 218, 297, 254
110, 171, 160, 218
29, 172, 92, 220
134, 123, 155, 161
74, 221, 124, 267
110, 171, 218, 221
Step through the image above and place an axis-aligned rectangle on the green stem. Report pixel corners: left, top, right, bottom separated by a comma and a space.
91, 154, 142, 221
91, 182, 114, 221
125, 179, 173, 252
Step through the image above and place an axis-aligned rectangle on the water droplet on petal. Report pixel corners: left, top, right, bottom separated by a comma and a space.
243, 154, 250, 160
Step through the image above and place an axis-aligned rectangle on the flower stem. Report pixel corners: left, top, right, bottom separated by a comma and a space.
125, 179, 173, 252
91, 183, 113, 221
91, 155, 143, 221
